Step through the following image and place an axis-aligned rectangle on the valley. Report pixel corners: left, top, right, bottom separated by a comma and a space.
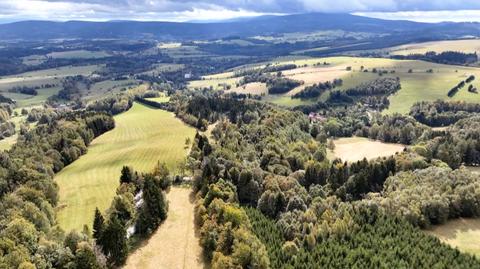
56, 102, 195, 232
1, 9, 480, 269
124, 187, 205, 269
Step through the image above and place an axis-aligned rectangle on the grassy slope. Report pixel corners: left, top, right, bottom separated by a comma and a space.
3, 87, 62, 107
47, 50, 111, 59
327, 137, 405, 163
426, 218, 480, 257
146, 96, 171, 103
0, 64, 102, 108
124, 187, 204, 269
56, 103, 196, 232
388, 39, 480, 56
0, 114, 30, 151
189, 56, 480, 113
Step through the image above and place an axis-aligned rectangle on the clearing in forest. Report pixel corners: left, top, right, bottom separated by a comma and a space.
466, 166, 480, 174
230, 82, 268, 95
123, 187, 205, 269
55, 102, 196, 232
426, 218, 480, 257
328, 137, 405, 163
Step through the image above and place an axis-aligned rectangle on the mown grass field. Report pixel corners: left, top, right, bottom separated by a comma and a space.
146, 95, 170, 103
388, 39, 480, 56
124, 187, 204, 269
22, 50, 111, 66
189, 56, 480, 113
466, 166, 480, 174
0, 114, 30, 151
56, 103, 196, 232
426, 218, 480, 257
3, 87, 62, 107
140, 63, 185, 76
327, 137, 405, 162
0, 64, 102, 107
47, 50, 112, 59
83, 79, 139, 101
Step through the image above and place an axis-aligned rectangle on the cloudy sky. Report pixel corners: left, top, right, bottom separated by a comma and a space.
1, 0, 480, 23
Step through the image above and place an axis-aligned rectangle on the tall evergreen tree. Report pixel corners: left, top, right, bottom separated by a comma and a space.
135, 175, 168, 234
101, 216, 128, 266
119, 166, 132, 184
92, 208, 105, 242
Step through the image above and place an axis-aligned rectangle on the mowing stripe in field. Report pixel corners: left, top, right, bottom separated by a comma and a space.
56, 102, 196, 232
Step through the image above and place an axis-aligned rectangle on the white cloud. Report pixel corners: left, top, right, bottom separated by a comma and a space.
2, 0, 480, 22
355, 10, 480, 23
0, 0, 278, 22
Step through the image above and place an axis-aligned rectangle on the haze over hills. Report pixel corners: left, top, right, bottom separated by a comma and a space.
1, 13, 480, 41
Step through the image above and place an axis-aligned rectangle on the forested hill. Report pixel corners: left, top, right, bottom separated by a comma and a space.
0, 13, 478, 40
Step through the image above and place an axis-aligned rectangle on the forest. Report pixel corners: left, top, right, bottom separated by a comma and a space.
392, 51, 478, 65
0, 110, 114, 268
166, 90, 480, 268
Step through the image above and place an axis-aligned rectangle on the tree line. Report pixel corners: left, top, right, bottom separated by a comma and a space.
292, 79, 343, 99
410, 100, 480, 127
91, 164, 169, 267
0, 110, 114, 268
392, 51, 478, 65
170, 92, 480, 268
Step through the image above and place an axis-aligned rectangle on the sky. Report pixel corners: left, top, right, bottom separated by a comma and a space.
1, 0, 480, 23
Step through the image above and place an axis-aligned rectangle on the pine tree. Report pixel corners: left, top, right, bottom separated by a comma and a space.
119, 166, 132, 184
101, 215, 128, 266
135, 175, 167, 234
92, 207, 105, 243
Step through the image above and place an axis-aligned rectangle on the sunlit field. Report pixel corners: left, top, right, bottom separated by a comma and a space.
56, 103, 196, 231
189, 56, 480, 112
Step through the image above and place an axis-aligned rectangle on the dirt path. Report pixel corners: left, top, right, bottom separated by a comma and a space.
124, 187, 205, 269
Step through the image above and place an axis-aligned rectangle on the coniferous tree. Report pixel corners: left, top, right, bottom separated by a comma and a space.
93, 208, 105, 243
135, 175, 168, 234
119, 166, 132, 184
101, 215, 128, 266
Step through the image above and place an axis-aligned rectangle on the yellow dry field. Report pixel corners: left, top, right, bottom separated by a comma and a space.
466, 166, 480, 174
0, 134, 18, 151
189, 77, 240, 91
426, 218, 480, 257
157, 43, 182, 49
230, 82, 268, 95
0, 115, 29, 151
328, 137, 405, 163
123, 187, 205, 269
282, 65, 349, 96
56, 103, 196, 232
389, 39, 480, 56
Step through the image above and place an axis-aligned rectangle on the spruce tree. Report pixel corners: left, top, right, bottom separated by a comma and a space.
92, 208, 105, 242
119, 166, 132, 184
101, 215, 128, 266
135, 175, 167, 234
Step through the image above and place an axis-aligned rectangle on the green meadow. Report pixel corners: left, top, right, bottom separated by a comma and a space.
56, 103, 196, 232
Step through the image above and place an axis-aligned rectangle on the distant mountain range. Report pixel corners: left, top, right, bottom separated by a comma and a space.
0, 13, 479, 41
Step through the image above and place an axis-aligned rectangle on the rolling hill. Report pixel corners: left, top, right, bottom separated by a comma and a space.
1, 13, 479, 41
